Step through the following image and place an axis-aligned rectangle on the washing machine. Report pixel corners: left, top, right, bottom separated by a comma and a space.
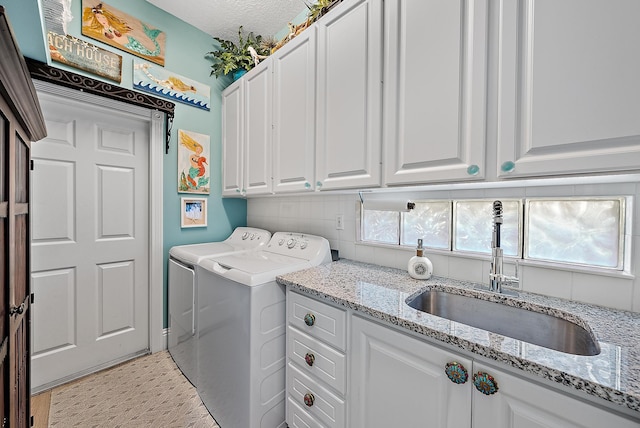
196, 232, 331, 428
167, 227, 271, 385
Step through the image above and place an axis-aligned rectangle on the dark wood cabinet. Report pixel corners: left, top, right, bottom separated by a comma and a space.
0, 6, 47, 427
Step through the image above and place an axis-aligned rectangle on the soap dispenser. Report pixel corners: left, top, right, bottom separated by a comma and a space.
408, 239, 433, 280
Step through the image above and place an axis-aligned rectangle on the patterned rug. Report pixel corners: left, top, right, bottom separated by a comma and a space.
48, 351, 219, 428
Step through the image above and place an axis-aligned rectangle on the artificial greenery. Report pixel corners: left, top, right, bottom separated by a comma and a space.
207, 26, 269, 78
307, 0, 341, 23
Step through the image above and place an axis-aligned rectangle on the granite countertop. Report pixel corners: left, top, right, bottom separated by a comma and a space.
276, 259, 640, 416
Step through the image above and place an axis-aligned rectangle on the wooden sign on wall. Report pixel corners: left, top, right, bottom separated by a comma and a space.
47, 31, 122, 83
81, 0, 166, 66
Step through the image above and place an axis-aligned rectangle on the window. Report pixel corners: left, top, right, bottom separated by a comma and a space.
360, 197, 628, 271
453, 200, 521, 257
402, 201, 451, 249
362, 209, 398, 244
525, 198, 624, 269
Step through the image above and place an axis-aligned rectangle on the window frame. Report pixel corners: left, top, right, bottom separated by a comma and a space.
523, 196, 627, 271
359, 196, 630, 273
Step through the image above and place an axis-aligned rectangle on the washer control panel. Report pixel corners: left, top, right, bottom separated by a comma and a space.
228, 227, 271, 247
241, 232, 261, 241
267, 232, 331, 263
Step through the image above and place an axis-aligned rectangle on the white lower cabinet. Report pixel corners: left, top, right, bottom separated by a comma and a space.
473, 362, 638, 428
287, 291, 348, 428
286, 291, 639, 428
350, 315, 472, 428
350, 314, 638, 428
289, 327, 347, 394
288, 363, 346, 428
287, 395, 328, 428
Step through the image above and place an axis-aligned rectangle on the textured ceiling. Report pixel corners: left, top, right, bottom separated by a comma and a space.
147, 0, 307, 43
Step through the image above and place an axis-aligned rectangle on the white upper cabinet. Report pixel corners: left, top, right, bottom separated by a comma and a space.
224, 0, 640, 197
243, 60, 273, 195
315, 0, 383, 191
221, 79, 244, 196
221, 61, 272, 197
383, 0, 489, 185
496, 0, 640, 178
272, 28, 317, 193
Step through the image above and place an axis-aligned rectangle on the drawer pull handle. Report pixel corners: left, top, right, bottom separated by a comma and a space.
304, 313, 316, 327
445, 361, 468, 384
305, 352, 315, 367
473, 371, 499, 395
303, 393, 315, 407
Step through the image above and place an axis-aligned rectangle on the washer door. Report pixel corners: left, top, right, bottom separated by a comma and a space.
168, 259, 196, 385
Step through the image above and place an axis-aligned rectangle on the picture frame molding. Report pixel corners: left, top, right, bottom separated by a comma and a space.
180, 197, 207, 228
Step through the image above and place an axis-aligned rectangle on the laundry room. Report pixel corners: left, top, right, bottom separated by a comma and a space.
2, 0, 640, 427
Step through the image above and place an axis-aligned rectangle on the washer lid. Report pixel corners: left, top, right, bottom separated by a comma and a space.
197, 231, 331, 286
208, 251, 305, 274
169, 227, 271, 264
198, 251, 313, 286
169, 242, 236, 264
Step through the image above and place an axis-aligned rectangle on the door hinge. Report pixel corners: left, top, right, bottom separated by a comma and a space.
31, 415, 34, 427
30, 159, 34, 170
3, 416, 7, 427
31, 293, 34, 304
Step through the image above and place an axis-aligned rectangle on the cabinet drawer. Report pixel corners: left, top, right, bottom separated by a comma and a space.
288, 291, 347, 351
288, 326, 346, 394
288, 362, 346, 428
287, 396, 328, 428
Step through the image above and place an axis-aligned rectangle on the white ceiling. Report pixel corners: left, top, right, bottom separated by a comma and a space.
147, 0, 307, 43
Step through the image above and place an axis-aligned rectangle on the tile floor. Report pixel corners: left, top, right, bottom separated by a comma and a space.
41, 351, 218, 427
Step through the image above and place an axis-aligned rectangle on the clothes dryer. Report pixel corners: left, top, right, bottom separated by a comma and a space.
167, 227, 270, 385
196, 232, 331, 428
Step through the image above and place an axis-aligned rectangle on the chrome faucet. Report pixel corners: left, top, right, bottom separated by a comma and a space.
488, 200, 519, 294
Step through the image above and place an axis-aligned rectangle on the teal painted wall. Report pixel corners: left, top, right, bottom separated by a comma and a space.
3, 0, 247, 327
2, 0, 48, 60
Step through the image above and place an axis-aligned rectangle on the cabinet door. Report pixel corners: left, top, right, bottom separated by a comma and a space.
496, 0, 640, 178
221, 80, 244, 196
273, 28, 317, 193
350, 316, 472, 428
316, 0, 383, 190
11, 128, 31, 428
472, 362, 638, 428
244, 61, 273, 195
384, 0, 488, 184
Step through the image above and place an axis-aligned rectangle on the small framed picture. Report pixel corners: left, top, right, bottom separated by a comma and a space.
180, 197, 207, 228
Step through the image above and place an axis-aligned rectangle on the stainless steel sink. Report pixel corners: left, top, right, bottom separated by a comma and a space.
406, 290, 601, 356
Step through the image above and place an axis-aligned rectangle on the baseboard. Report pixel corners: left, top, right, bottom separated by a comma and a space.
30, 349, 150, 395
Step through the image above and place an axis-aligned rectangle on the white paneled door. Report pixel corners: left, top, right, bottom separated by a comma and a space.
30, 92, 149, 390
